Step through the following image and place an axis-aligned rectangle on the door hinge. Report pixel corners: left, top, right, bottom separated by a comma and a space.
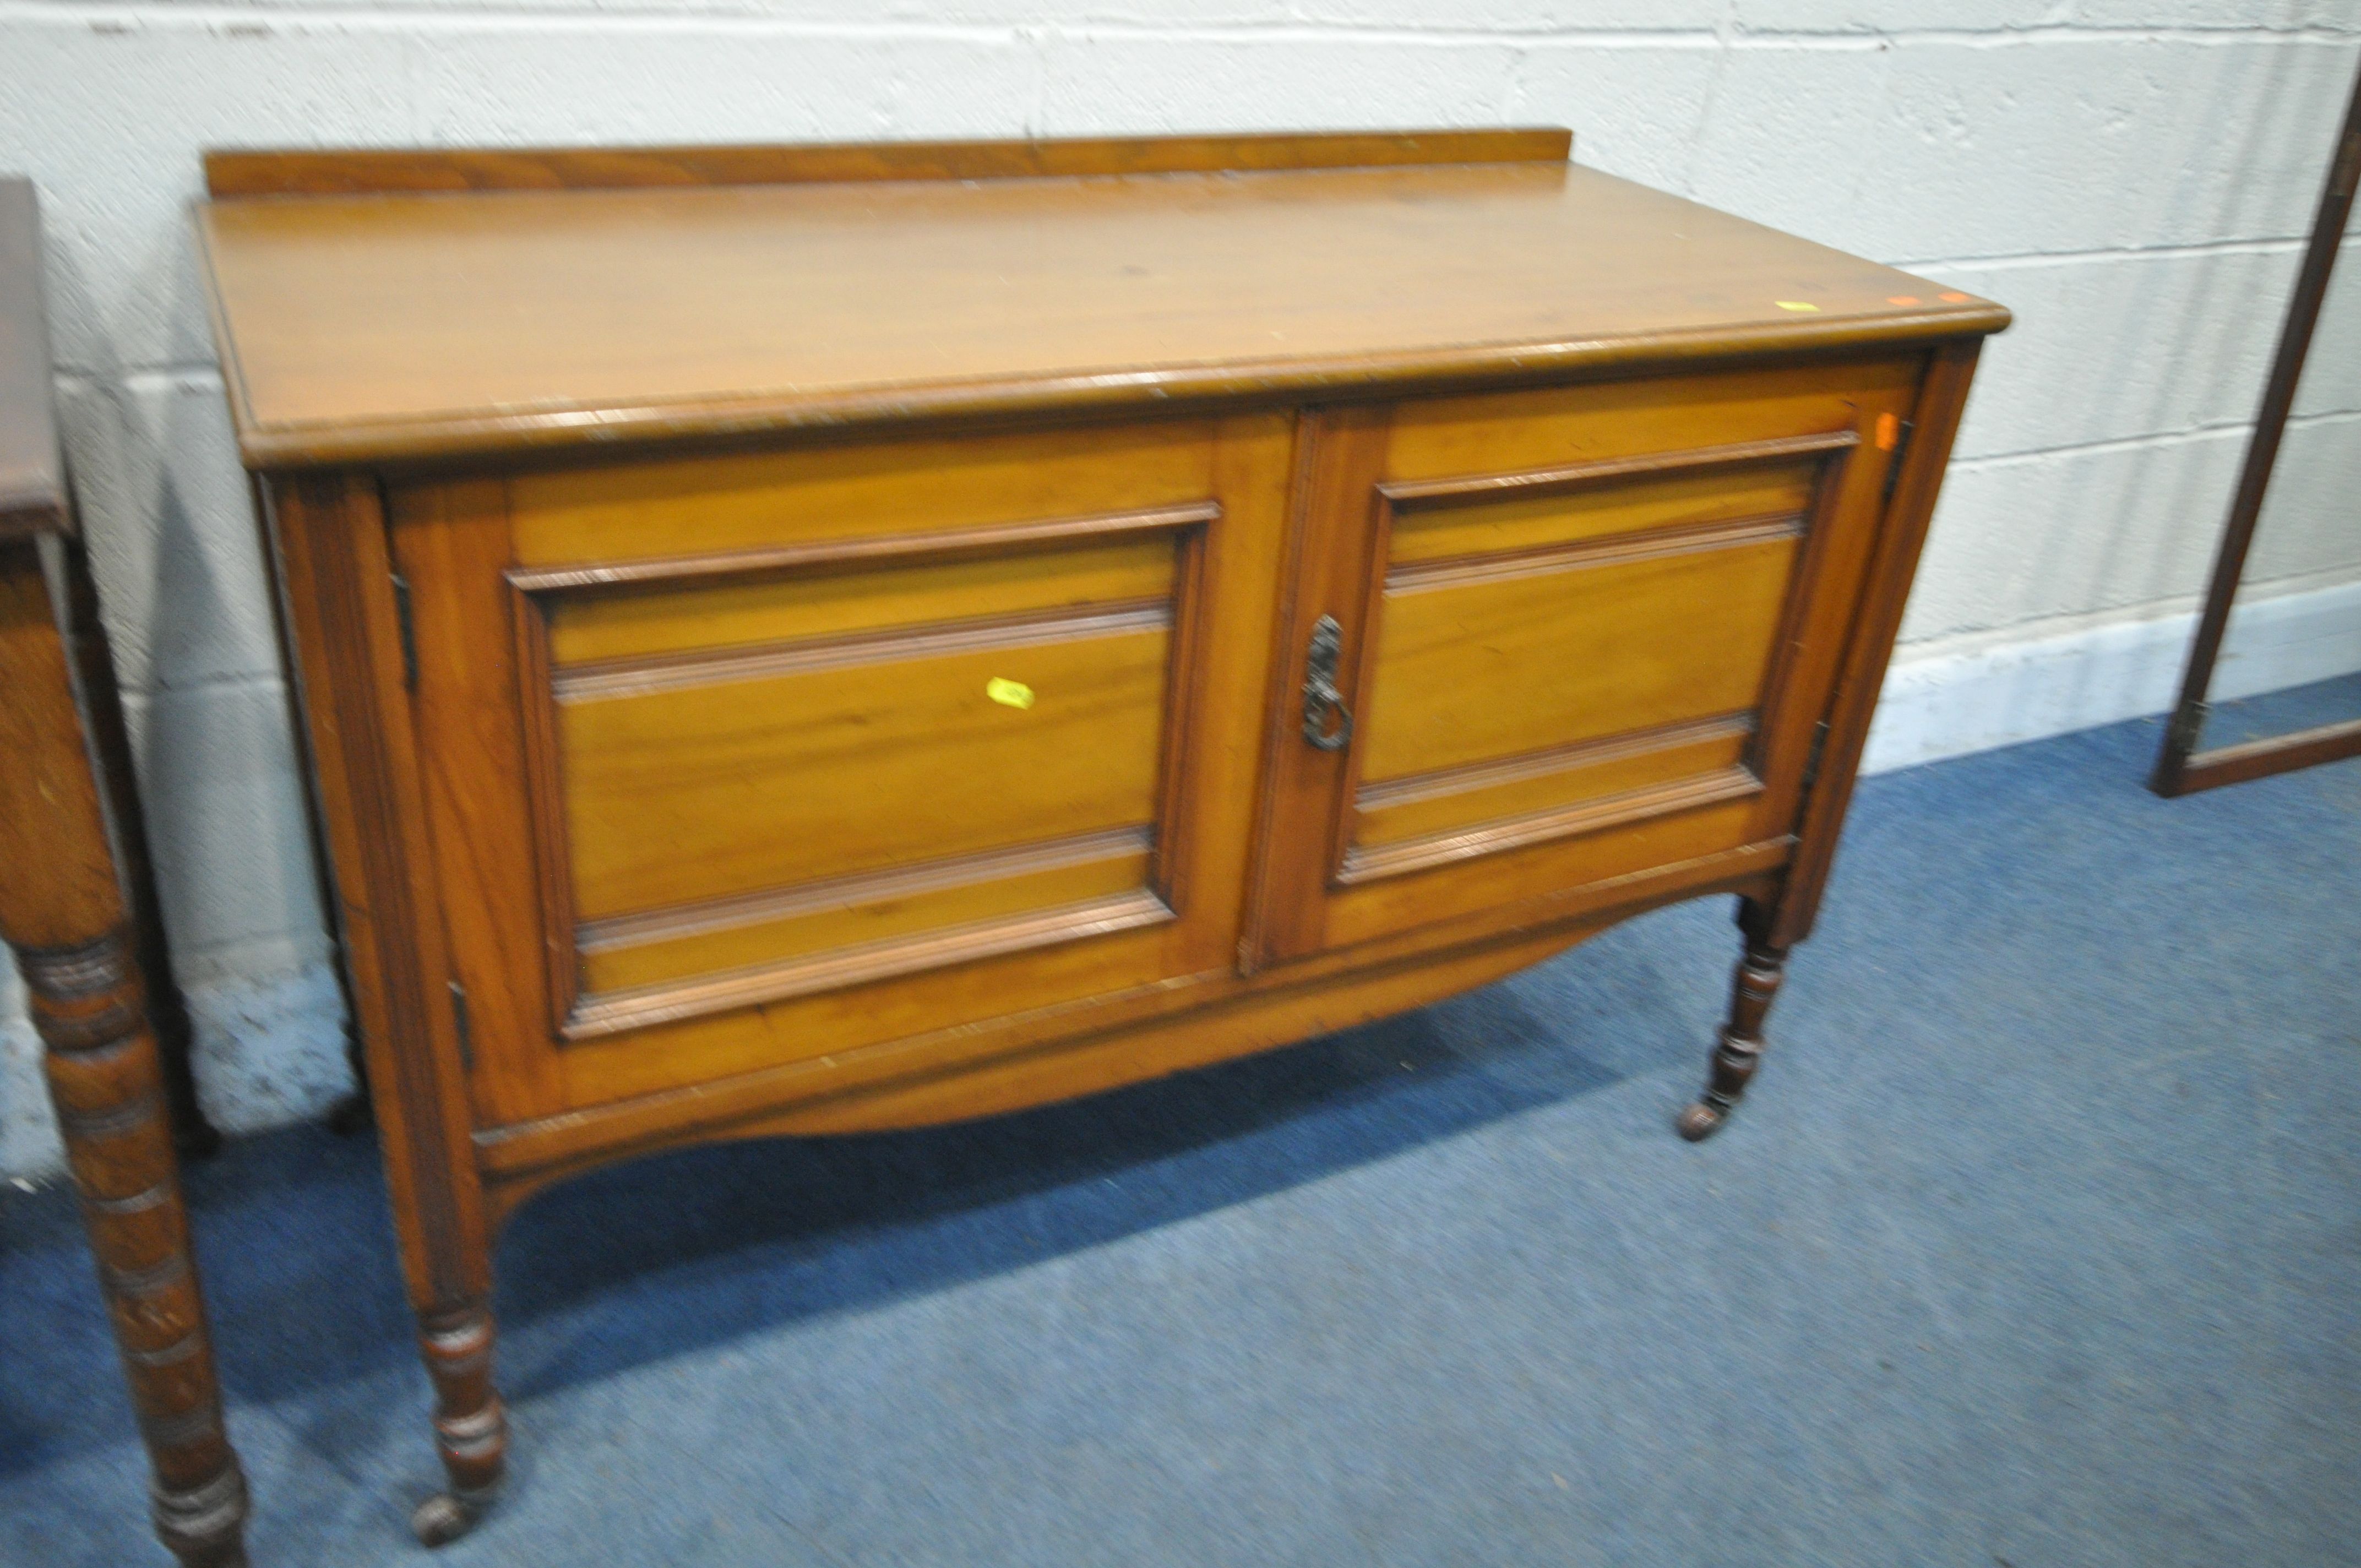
448, 980, 472, 1074
391, 571, 419, 691
1800, 720, 1832, 794
1881, 420, 1917, 506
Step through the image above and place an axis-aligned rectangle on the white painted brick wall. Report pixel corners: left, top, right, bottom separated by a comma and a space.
1, 2, 2357, 1176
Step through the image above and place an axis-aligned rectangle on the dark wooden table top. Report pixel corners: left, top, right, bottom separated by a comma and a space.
196, 142, 2008, 471
0, 177, 67, 540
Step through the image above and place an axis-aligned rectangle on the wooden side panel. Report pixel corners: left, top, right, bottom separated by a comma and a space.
1252, 358, 1922, 964
260, 476, 489, 1308
1772, 340, 1985, 946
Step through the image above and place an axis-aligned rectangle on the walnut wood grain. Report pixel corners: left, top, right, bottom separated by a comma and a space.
1352, 713, 1757, 851
205, 127, 1573, 198
1766, 340, 1984, 950
259, 475, 507, 1539
474, 837, 1797, 1217
1250, 358, 1914, 965
194, 146, 2005, 470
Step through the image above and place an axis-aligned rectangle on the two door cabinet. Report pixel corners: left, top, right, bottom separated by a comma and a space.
197, 128, 2005, 1543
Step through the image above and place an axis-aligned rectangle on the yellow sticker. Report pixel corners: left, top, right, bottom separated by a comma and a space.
1775, 300, 1821, 312
985, 677, 1035, 710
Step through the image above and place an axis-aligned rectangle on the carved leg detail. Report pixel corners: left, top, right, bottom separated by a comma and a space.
1678, 900, 1791, 1142
410, 1302, 507, 1547
25, 934, 251, 1567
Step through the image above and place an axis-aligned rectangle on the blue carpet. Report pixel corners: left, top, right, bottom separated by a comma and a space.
4, 695, 2357, 1568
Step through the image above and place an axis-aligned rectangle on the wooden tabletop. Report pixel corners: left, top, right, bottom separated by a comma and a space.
1, 177, 67, 538
196, 135, 2009, 471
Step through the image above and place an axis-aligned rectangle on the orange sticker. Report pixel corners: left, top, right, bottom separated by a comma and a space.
1875, 412, 1901, 451
1887, 295, 1922, 306
1939, 291, 1973, 303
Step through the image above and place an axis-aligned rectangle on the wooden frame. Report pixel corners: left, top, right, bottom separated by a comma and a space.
2151, 57, 2361, 797
198, 130, 2005, 1545
1243, 367, 1914, 967
1339, 429, 1859, 887
501, 502, 1218, 1041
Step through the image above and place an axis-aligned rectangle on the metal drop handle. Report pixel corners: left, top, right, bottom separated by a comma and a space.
1300, 613, 1354, 752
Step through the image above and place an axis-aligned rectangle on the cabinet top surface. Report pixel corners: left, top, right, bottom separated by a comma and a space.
197, 139, 2008, 470
1, 176, 67, 537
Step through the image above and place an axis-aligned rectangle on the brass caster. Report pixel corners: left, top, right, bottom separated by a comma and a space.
410, 1488, 491, 1549
1675, 1098, 1727, 1142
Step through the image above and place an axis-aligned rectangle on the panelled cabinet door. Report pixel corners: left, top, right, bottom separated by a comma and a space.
1250, 359, 1924, 964
391, 415, 1292, 1126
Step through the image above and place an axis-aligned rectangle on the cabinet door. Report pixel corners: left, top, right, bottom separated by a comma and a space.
393, 415, 1291, 1125
1250, 360, 1922, 964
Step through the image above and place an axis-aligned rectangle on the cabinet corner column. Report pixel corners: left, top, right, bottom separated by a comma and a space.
256, 475, 507, 1545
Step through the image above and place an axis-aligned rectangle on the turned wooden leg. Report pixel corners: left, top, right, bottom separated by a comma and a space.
58, 532, 220, 1160
1677, 897, 1791, 1142
25, 937, 251, 1566
265, 475, 511, 1545
2, 538, 250, 1568
408, 1300, 508, 1546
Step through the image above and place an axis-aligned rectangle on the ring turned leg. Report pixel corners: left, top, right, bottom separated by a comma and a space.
1677, 899, 1791, 1142
409, 1302, 507, 1546
58, 533, 220, 1163
3, 537, 251, 1567
25, 935, 252, 1567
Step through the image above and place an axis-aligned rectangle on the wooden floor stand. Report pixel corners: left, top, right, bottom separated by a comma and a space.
2151, 57, 2361, 798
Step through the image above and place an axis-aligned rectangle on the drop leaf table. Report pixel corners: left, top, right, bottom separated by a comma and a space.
195, 128, 2007, 1544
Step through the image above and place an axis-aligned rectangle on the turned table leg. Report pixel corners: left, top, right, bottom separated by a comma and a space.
408, 1300, 508, 1545
0, 538, 251, 1566
263, 472, 512, 1547
58, 530, 220, 1159
1677, 896, 1792, 1142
